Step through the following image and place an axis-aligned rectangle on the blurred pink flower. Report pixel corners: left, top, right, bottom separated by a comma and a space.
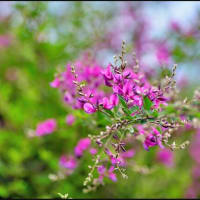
156, 44, 170, 65
108, 166, 117, 182
192, 165, 200, 180
66, 114, 75, 126
0, 35, 11, 47
143, 127, 164, 151
97, 165, 117, 183
50, 77, 61, 88
190, 130, 200, 164
89, 148, 97, 155
121, 149, 135, 158
74, 138, 91, 157
59, 155, 77, 170
170, 21, 181, 33
36, 119, 57, 136
156, 148, 174, 167
185, 186, 197, 198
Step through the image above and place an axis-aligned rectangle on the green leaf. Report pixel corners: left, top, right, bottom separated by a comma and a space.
194, 112, 200, 119
164, 104, 176, 114
156, 126, 162, 133
118, 95, 128, 109
129, 106, 140, 113
96, 111, 110, 125
143, 96, 153, 111
104, 109, 114, 118
122, 107, 131, 116
151, 110, 159, 118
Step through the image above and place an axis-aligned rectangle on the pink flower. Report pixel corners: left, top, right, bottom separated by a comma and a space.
66, 114, 75, 126
108, 166, 117, 182
102, 64, 113, 80
0, 35, 11, 47
170, 21, 181, 33
97, 165, 117, 182
59, 155, 77, 170
51, 55, 107, 111
190, 130, 200, 164
105, 148, 124, 166
83, 103, 96, 114
36, 119, 57, 136
143, 130, 163, 151
50, 77, 60, 88
63, 91, 72, 102
74, 138, 91, 157
156, 44, 170, 65
122, 81, 133, 97
102, 94, 119, 110
185, 186, 197, 198
89, 148, 97, 155
121, 149, 135, 158
98, 165, 106, 183
156, 149, 174, 167
102, 97, 113, 109
192, 165, 200, 180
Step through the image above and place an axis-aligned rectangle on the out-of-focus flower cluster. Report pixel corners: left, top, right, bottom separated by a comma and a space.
50, 53, 109, 112
186, 129, 200, 198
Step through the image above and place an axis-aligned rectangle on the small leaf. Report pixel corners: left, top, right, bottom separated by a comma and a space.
118, 95, 128, 109
151, 110, 158, 118
143, 96, 153, 111
122, 107, 131, 116
104, 109, 114, 118
129, 106, 140, 113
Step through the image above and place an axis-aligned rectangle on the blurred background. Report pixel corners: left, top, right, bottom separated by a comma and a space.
0, 1, 200, 198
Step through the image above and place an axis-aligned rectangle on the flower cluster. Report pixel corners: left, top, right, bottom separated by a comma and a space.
102, 63, 168, 109
37, 41, 195, 194
50, 53, 109, 111
74, 42, 191, 192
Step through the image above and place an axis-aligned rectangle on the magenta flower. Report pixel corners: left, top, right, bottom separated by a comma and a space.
102, 64, 113, 80
102, 97, 113, 109
97, 165, 117, 183
102, 94, 119, 110
83, 103, 96, 114
105, 148, 124, 166
190, 130, 200, 164
156, 149, 174, 167
122, 81, 133, 97
50, 77, 61, 88
185, 186, 197, 198
192, 166, 200, 180
59, 155, 77, 170
66, 114, 75, 126
36, 118, 57, 136
97, 165, 106, 183
0, 35, 11, 47
89, 148, 97, 155
170, 21, 181, 33
143, 128, 163, 151
108, 166, 117, 182
156, 43, 170, 65
74, 138, 91, 157
121, 149, 135, 158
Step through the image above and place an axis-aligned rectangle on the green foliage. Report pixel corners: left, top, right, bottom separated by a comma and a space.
143, 96, 153, 111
